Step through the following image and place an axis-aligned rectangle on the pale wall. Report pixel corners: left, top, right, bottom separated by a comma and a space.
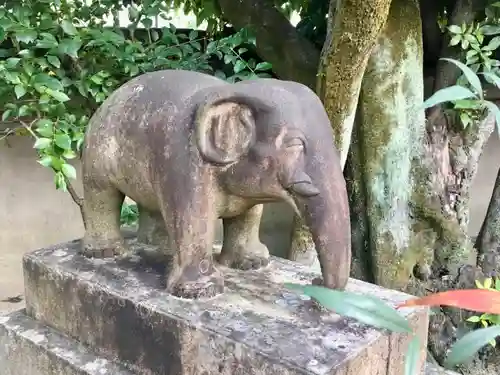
0, 136, 84, 311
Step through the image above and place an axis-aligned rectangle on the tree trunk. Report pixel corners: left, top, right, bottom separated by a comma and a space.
316, 0, 392, 167
476, 164, 500, 276
350, 0, 431, 290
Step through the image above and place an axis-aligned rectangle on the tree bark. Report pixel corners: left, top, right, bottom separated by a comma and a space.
216, 0, 319, 88
476, 166, 500, 271
350, 0, 430, 290
317, 0, 392, 167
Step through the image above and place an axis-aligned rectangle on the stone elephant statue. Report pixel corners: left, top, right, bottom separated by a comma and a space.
81, 69, 351, 298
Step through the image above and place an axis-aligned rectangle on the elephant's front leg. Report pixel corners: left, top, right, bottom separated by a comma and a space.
217, 204, 270, 270
161, 193, 223, 299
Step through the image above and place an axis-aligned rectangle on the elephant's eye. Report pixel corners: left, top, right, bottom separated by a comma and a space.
285, 137, 305, 150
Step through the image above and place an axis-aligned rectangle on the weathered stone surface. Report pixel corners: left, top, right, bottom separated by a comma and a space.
80, 69, 351, 299
0, 309, 133, 375
24, 234, 429, 375
424, 362, 460, 375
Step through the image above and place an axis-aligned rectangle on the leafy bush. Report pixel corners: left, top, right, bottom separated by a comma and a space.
424, 2, 500, 130
466, 277, 500, 347
0, 0, 272, 194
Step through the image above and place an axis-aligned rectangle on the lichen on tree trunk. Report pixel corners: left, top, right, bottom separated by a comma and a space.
353, 0, 433, 290
317, 0, 392, 167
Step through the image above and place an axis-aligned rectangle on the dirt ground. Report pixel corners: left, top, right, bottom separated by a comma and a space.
0, 134, 499, 314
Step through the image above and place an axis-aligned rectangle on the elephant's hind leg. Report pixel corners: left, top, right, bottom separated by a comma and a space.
217, 204, 270, 270
136, 206, 171, 263
137, 206, 170, 247
82, 181, 126, 258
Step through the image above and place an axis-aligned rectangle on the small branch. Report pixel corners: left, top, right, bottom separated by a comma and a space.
64, 176, 87, 229
65, 178, 83, 208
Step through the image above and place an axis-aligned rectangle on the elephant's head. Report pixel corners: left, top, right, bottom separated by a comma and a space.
193, 81, 351, 291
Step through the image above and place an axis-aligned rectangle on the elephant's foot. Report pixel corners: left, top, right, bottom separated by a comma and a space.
217, 242, 270, 271
81, 237, 127, 258
166, 259, 224, 299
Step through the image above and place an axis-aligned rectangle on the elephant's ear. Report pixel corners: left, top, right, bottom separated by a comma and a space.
195, 99, 256, 165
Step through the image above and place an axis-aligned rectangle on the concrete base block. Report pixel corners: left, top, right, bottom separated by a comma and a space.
0, 309, 133, 375
20, 234, 429, 375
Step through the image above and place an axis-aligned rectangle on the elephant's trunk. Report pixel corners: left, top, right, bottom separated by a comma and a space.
290, 161, 351, 291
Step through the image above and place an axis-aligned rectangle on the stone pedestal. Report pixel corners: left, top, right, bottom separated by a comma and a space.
0, 234, 429, 375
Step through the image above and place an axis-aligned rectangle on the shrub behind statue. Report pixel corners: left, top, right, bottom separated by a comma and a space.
81, 69, 351, 299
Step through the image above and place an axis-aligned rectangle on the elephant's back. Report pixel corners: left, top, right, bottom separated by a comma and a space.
119, 69, 227, 103
86, 70, 227, 137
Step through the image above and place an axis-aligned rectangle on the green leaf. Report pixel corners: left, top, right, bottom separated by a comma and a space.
466, 316, 481, 323
35, 119, 54, 137
6, 58, 21, 69
480, 25, 500, 36
233, 60, 246, 74
15, 29, 37, 44
33, 137, 52, 149
47, 55, 61, 68
55, 171, 67, 190
441, 58, 483, 98
484, 278, 493, 289
36, 33, 58, 49
61, 20, 77, 36
0, 26, 5, 42
38, 155, 53, 168
61, 163, 77, 180
33, 73, 64, 91
54, 133, 72, 150
255, 62, 272, 71
206, 41, 217, 54
483, 36, 500, 51
2, 109, 12, 121
453, 99, 482, 109
57, 38, 81, 59
4, 71, 21, 85
481, 72, 500, 88
128, 6, 139, 21
423, 85, 477, 109
142, 18, 153, 28
448, 25, 462, 34
45, 88, 70, 102
450, 35, 461, 46
444, 325, 500, 368
404, 336, 421, 375
460, 112, 471, 128
189, 30, 198, 40
18, 104, 30, 117
14, 85, 26, 99
63, 149, 77, 159
285, 284, 412, 333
